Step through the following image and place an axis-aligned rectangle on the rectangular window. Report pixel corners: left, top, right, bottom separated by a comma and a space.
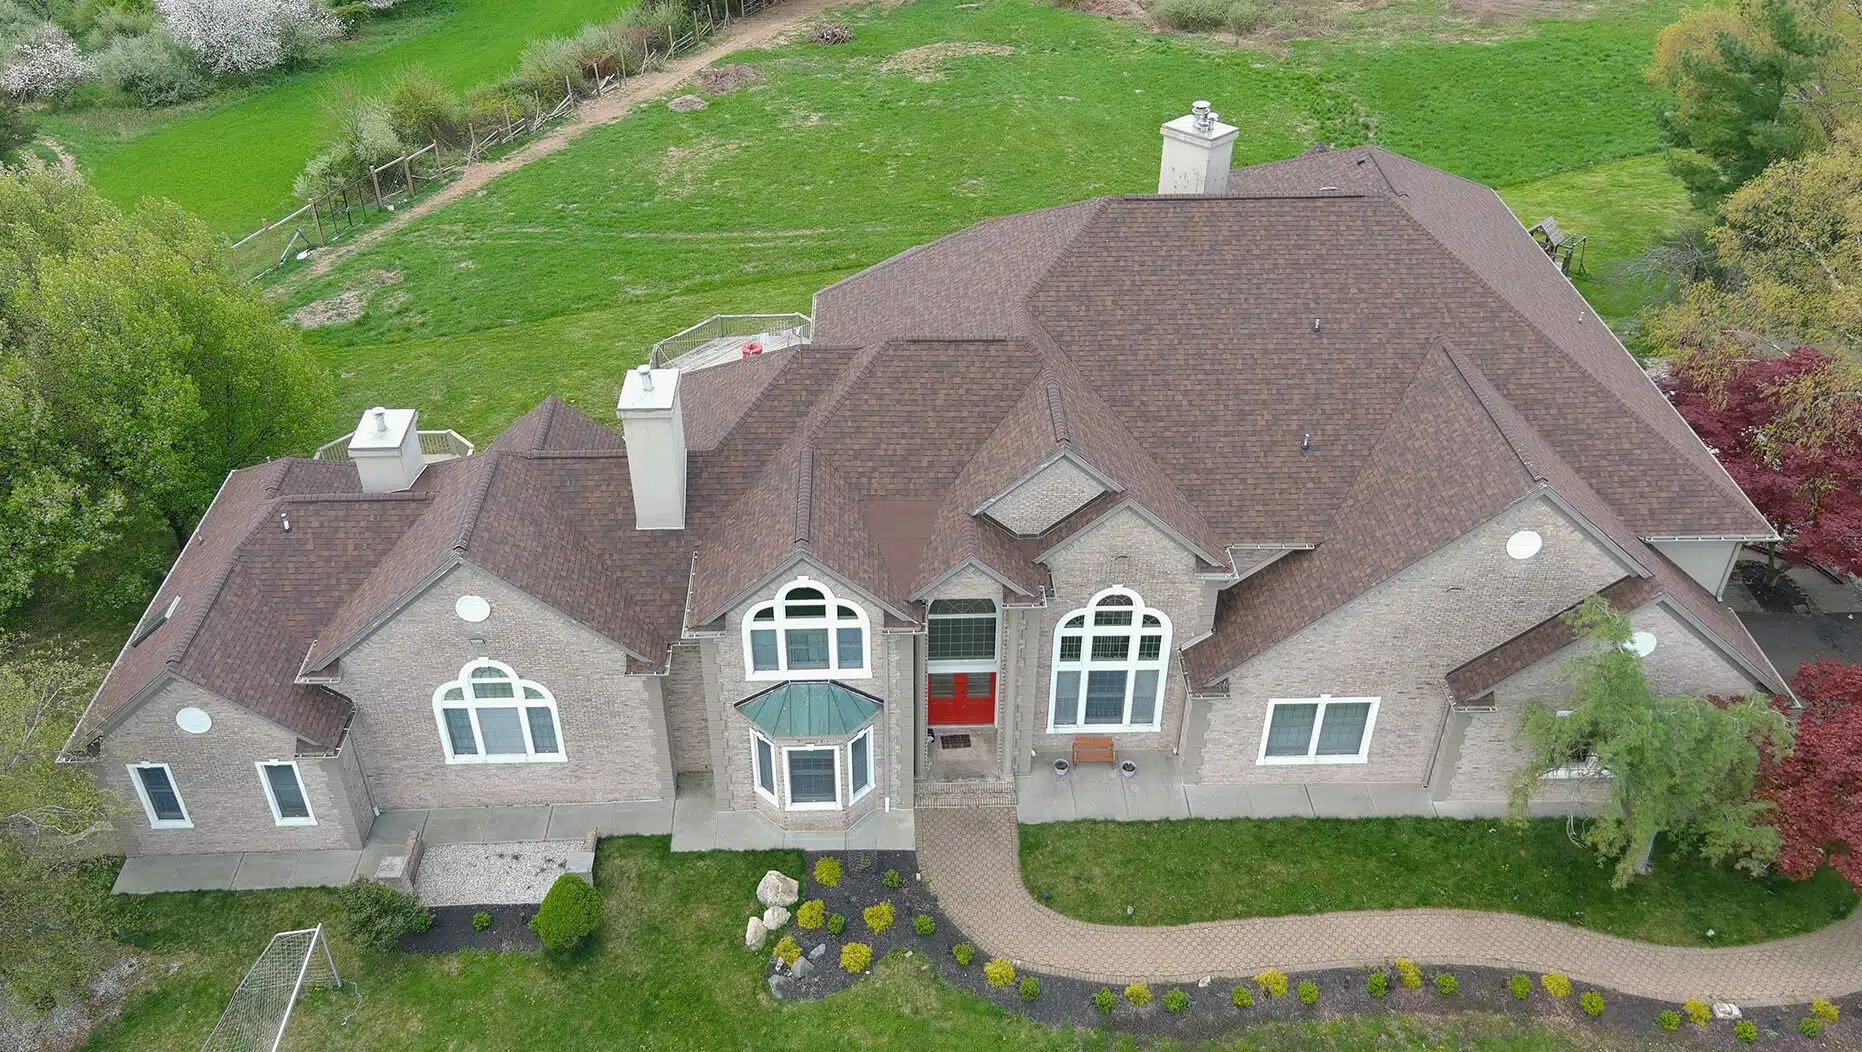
753, 735, 777, 802
526, 707, 560, 754
258, 762, 315, 825
1090, 635, 1130, 661
787, 628, 830, 670
442, 708, 478, 756
785, 747, 838, 809
966, 673, 996, 699
1257, 697, 1380, 765
928, 617, 997, 661
750, 629, 779, 671
1058, 637, 1082, 662
1138, 635, 1163, 661
129, 764, 190, 828
1130, 669, 1160, 726
1083, 670, 1127, 724
477, 707, 527, 755
836, 626, 864, 669
929, 673, 957, 698
849, 729, 873, 801
1052, 670, 1081, 726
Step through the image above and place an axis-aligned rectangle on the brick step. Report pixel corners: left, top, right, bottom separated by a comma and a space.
915, 780, 1017, 809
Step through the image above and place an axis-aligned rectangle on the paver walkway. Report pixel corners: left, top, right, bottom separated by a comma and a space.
917, 805, 1862, 1007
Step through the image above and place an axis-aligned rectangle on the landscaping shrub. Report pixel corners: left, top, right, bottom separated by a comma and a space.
529, 873, 603, 952
1164, 988, 1190, 1012
1801, 1017, 1823, 1038
840, 942, 871, 973
813, 857, 841, 887
1735, 1019, 1757, 1043
952, 943, 974, 965
1255, 970, 1288, 997
1580, 991, 1604, 1017
93, 29, 206, 106
912, 914, 934, 936
984, 958, 1016, 987
1297, 981, 1318, 1004
796, 899, 825, 929
1811, 999, 1840, 1023
1095, 987, 1116, 1014
410, 911, 432, 933
156, 0, 340, 76
1124, 982, 1152, 1006
1231, 985, 1253, 1007
863, 901, 894, 933
1020, 977, 1040, 1001
882, 869, 902, 888
1433, 972, 1457, 995
1366, 970, 1387, 998
1541, 973, 1571, 998
472, 911, 491, 932
1509, 974, 1531, 999
770, 935, 800, 967
1684, 999, 1712, 1024
1394, 958, 1423, 989
1658, 1010, 1680, 1031
808, 21, 851, 44
826, 913, 845, 935
337, 878, 429, 951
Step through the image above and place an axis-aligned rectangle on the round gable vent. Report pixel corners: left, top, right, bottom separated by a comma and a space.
1505, 530, 1543, 560
455, 595, 491, 623
176, 707, 212, 734
1625, 631, 1658, 657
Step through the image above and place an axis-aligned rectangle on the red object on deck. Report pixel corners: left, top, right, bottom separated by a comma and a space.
742, 341, 764, 357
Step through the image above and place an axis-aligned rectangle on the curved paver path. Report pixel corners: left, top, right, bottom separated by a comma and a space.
916, 806, 1862, 1006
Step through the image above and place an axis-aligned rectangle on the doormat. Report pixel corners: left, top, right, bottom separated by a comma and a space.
939, 734, 972, 750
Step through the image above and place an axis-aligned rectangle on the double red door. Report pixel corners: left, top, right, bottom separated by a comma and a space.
928, 671, 996, 726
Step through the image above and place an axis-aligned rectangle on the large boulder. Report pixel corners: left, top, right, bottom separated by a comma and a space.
762, 905, 790, 931
756, 870, 799, 908
745, 916, 769, 951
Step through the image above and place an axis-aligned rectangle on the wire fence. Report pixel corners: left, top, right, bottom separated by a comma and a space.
198, 925, 341, 1052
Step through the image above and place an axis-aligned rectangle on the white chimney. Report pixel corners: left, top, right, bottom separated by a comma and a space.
347, 406, 424, 493
616, 364, 687, 530
1159, 100, 1240, 195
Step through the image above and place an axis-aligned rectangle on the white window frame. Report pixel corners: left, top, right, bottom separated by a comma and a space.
927, 598, 999, 674
432, 659, 567, 765
1047, 587, 1171, 733
1542, 710, 1608, 779
254, 760, 317, 826
743, 577, 872, 682
751, 732, 779, 805
780, 743, 842, 811
127, 762, 192, 829
1255, 695, 1381, 765
848, 727, 875, 803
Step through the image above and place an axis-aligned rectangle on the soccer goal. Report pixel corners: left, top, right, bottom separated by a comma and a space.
198, 924, 341, 1052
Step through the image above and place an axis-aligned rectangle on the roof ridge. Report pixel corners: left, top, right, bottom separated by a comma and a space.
275, 491, 434, 504
794, 445, 815, 548
1436, 340, 1547, 485
256, 458, 293, 499
1044, 374, 1070, 444
452, 452, 502, 553
1358, 146, 1402, 197
536, 396, 561, 449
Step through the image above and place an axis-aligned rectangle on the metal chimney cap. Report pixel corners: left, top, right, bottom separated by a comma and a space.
635, 363, 654, 391
371, 407, 389, 434
1191, 100, 1216, 133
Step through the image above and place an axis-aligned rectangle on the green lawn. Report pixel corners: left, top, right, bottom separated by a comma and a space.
79, 838, 1637, 1051
43, 0, 636, 236
1019, 818, 1858, 947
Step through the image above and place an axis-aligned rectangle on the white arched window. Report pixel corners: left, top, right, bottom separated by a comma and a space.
744, 577, 871, 680
1048, 587, 1171, 732
433, 659, 564, 764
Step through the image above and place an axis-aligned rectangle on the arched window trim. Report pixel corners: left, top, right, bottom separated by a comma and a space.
743, 576, 872, 681
432, 658, 566, 764
1047, 587, 1171, 733
927, 597, 998, 672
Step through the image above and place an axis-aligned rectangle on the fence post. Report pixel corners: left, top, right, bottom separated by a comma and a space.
308, 199, 324, 245
401, 152, 413, 195
371, 166, 383, 208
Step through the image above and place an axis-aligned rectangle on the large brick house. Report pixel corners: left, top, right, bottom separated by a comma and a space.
66, 105, 1786, 858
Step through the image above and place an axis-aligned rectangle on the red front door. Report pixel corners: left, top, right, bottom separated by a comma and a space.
928, 671, 996, 726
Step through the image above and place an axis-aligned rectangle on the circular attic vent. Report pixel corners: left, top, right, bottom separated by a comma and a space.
1625, 631, 1658, 657
1505, 530, 1543, 560
455, 595, 491, 623
175, 707, 212, 734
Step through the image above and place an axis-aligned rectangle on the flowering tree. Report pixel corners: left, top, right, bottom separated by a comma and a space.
155, 0, 342, 76
1, 24, 95, 102
1764, 659, 1862, 891
1662, 347, 1862, 583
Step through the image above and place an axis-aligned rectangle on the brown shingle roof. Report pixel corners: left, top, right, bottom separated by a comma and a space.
1445, 576, 1666, 702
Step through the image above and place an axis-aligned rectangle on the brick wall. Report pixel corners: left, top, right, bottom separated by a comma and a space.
96, 679, 366, 855
924, 566, 1008, 771
338, 563, 673, 811
663, 643, 710, 774
1194, 498, 1628, 787
985, 457, 1105, 536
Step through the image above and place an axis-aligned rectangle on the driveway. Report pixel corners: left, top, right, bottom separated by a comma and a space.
1739, 612, 1862, 681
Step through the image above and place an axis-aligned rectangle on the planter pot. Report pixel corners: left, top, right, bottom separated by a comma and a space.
1053, 760, 1070, 778
1120, 761, 1138, 778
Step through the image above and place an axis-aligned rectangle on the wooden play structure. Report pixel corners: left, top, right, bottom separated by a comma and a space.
1527, 216, 1587, 275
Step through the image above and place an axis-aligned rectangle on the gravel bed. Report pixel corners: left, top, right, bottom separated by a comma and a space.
413, 841, 584, 906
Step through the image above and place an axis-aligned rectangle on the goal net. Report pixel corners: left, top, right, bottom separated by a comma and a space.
198, 924, 341, 1052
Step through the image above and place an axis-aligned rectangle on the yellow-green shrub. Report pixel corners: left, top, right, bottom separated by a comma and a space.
864, 901, 894, 933
1541, 973, 1571, 999
1124, 982, 1152, 1005
770, 935, 800, 966
1254, 970, 1288, 997
984, 958, 1016, 987
1811, 999, 1840, 1023
1394, 958, 1423, 989
1684, 999, 1712, 1024
796, 899, 825, 929
840, 942, 872, 973
814, 857, 842, 887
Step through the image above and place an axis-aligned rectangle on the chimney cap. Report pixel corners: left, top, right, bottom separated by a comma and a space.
618, 364, 680, 415
347, 406, 417, 451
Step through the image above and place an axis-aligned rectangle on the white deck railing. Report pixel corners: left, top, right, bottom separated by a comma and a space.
313, 429, 476, 462
649, 313, 812, 369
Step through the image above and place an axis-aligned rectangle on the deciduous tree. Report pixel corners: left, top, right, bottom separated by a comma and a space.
0, 94, 33, 164
1763, 658, 1862, 890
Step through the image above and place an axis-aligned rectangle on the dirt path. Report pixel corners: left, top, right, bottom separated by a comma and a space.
289, 0, 843, 285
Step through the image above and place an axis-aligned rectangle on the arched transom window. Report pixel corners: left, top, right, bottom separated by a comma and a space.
744, 577, 871, 680
1048, 587, 1170, 732
433, 660, 564, 764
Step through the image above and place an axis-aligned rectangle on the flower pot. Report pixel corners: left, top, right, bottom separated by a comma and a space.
1053, 759, 1070, 778
1120, 760, 1138, 778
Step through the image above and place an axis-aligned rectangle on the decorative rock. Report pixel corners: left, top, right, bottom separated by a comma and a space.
757, 870, 800, 908
768, 974, 792, 1000
745, 916, 769, 951
1197, 975, 1211, 988
1713, 1002, 1742, 1020
791, 955, 815, 978
762, 905, 791, 930
808, 942, 826, 959
668, 94, 708, 112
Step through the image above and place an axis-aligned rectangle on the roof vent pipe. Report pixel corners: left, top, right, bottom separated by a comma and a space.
280, 511, 292, 534
372, 407, 389, 436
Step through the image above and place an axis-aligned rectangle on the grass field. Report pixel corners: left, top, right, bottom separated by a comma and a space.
79, 838, 1638, 1051
42, 0, 636, 236
1019, 818, 1859, 946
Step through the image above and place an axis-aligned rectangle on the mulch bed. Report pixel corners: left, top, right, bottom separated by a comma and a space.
1736, 560, 1813, 613
763, 851, 1861, 1047
401, 904, 540, 954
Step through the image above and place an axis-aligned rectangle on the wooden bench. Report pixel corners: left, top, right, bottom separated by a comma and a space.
1070, 735, 1117, 769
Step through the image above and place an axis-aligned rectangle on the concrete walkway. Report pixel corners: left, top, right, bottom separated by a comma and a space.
916, 805, 1862, 1007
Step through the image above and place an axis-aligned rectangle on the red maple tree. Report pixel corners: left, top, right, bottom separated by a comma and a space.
1662, 347, 1862, 581
1763, 659, 1862, 891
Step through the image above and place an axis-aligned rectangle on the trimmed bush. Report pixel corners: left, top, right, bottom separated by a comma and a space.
1020, 977, 1040, 1001
1684, 999, 1713, 1025
1254, 970, 1288, 997
813, 857, 842, 887
1297, 981, 1318, 1004
952, 943, 974, 965
1124, 982, 1152, 1006
337, 878, 430, 951
1433, 972, 1457, 995
1657, 1010, 1680, 1032
1366, 970, 1388, 998
770, 935, 800, 967
1231, 985, 1253, 1008
796, 899, 825, 929
1735, 1019, 1757, 1043
1164, 987, 1190, 1012
1395, 958, 1424, 989
1095, 987, 1116, 1014
410, 911, 432, 933
472, 911, 491, 932
1811, 999, 1840, 1023
984, 958, 1016, 988
1801, 1017, 1823, 1038
826, 913, 845, 935
913, 914, 935, 936
1580, 991, 1604, 1017
863, 901, 894, 933
529, 873, 603, 951
1509, 974, 1531, 999
1541, 974, 1572, 999
840, 941, 872, 973
883, 869, 902, 888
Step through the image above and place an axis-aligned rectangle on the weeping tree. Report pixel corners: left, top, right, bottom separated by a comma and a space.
1509, 596, 1793, 888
